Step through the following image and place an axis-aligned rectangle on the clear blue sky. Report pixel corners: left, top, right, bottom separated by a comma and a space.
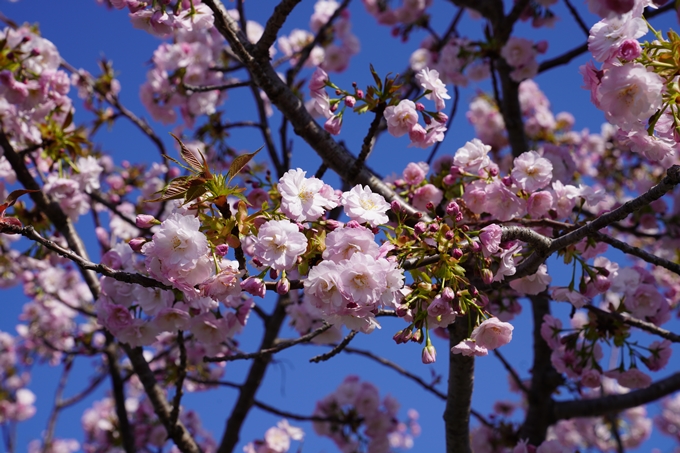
0, 0, 679, 452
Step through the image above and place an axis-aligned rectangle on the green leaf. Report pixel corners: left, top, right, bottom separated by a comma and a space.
227, 146, 262, 183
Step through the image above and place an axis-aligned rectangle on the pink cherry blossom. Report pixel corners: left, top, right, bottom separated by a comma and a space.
252, 219, 308, 271
597, 63, 664, 131
471, 317, 514, 350
451, 339, 489, 357
511, 150, 553, 192
415, 67, 450, 111
340, 185, 390, 227
501, 37, 536, 68
278, 168, 338, 222
453, 139, 492, 174
384, 100, 419, 137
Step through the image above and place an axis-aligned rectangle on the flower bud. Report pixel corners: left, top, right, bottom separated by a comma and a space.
446, 201, 460, 216
411, 329, 423, 343
356, 89, 364, 99
414, 222, 427, 235
128, 237, 146, 252
421, 344, 436, 364
451, 248, 463, 259
276, 277, 290, 295
428, 223, 439, 232
390, 200, 402, 214
344, 96, 356, 107
415, 102, 425, 111
135, 214, 158, 229
241, 277, 266, 298
215, 244, 229, 257
481, 269, 494, 285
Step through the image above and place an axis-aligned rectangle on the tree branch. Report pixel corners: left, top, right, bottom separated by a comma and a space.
444, 315, 474, 453
584, 305, 680, 343
553, 371, 680, 421
309, 330, 357, 363
215, 296, 289, 453
254, 0, 303, 58
202, 0, 426, 219
204, 322, 333, 362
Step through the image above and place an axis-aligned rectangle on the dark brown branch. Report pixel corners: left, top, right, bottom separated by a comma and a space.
3, 224, 172, 291
348, 105, 386, 183
202, 0, 426, 220
170, 331, 188, 437
215, 296, 289, 453
122, 344, 202, 453
42, 358, 73, 452
252, 399, 344, 423
538, 43, 588, 73
584, 305, 680, 343
553, 371, 680, 421
204, 322, 333, 362
183, 80, 252, 92
254, 0, 303, 57
563, 0, 590, 36
104, 338, 136, 453
310, 330, 357, 363
518, 293, 562, 445
592, 231, 680, 276
444, 314, 474, 453
493, 349, 529, 394
513, 165, 680, 282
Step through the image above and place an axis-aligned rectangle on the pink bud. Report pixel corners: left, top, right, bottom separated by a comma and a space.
135, 214, 158, 229
452, 248, 463, 259
128, 237, 146, 252
414, 222, 427, 235
241, 277, 266, 298
481, 269, 494, 285
356, 89, 364, 99
215, 244, 229, 257
535, 40, 549, 54
421, 344, 436, 364
415, 102, 425, 111
276, 278, 290, 295
344, 96, 356, 107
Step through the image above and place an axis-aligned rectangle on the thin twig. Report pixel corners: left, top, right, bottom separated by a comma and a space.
493, 349, 529, 394
183, 80, 252, 93
584, 305, 680, 343
427, 86, 459, 165
253, 399, 345, 423
310, 330, 357, 363
204, 323, 332, 362
563, 0, 590, 36
592, 231, 680, 276
2, 224, 172, 291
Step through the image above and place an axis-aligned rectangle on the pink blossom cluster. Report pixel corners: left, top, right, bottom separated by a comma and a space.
383, 97, 447, 149
409, 36, 486, 87
94, 217, 250, 348
278, 0, 361, 72
583, 2, 680, 164
139, 21, 229, 126
500, 37, 544, 82
102, 0, 214, 38
0, 26, 73, 150
0, 331, 36, 425
312, 375, 419, 453
243, 419, 304, 453
362, 0, 433, 28
304, 223, 404, 333
81, 393, 216, 452
18, 264, 94, 364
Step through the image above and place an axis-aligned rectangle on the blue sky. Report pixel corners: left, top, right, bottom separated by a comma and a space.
1, 0, 679, 452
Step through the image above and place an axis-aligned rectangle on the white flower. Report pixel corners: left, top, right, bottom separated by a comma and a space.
252, 219, 308, 271
278, 168, 337, 222
511, 150, 553, 192
415, 67, 450, 111
340, 185, 390, 227
143, 212, 209, 268
453, 139, 492, 174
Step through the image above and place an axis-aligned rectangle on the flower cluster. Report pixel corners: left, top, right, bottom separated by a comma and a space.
312, 376, 419, 453
243, 420, 304, 453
